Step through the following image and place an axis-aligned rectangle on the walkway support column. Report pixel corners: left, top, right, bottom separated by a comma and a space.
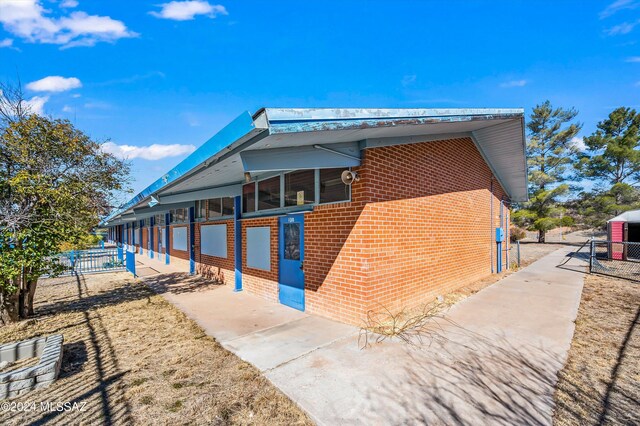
189, 206, 196, 275
234, 195, 242, 292
165, 212, 171, 265
149, 216, 155, 259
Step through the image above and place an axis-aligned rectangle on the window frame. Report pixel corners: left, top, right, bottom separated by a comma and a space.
240, 168, 352, 218
256, 174, 282, 212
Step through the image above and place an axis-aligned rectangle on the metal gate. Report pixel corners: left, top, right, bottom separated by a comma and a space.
590, 240, 640, 281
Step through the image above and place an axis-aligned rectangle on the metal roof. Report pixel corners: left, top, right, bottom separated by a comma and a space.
102, 108, 528, 226
609, 209, 640, 223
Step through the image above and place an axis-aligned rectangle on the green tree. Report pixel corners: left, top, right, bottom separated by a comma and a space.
575, 183, 640, 229
514, 101, 582, 242
577, 107, 640, 205
0, 84, 129, 324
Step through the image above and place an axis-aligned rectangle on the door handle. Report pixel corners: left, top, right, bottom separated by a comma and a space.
299, 261, 304, 271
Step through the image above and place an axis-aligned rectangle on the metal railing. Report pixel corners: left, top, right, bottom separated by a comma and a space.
47, 248, 125, 276
590, 240, 640, 281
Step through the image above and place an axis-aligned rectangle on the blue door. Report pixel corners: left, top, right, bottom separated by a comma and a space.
279, 214, 305, 311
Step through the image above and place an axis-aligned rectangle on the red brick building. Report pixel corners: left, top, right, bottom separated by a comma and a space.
104, 108, 527, 324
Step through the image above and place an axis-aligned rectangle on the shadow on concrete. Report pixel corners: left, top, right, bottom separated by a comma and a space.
356, 327, 566, 425
145, 272, 225, 295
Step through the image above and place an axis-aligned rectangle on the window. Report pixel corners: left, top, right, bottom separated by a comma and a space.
258, 176, 281, 210
283, 223, 301, 260
195, 200, 206, 220
320, 168, 350, 204
154, 214, 165, 226
243, 182, 256, 213
285, 170, 315, 207
170, 208, 187, 223
222, 197, 235, 216
207, 198, 222, 219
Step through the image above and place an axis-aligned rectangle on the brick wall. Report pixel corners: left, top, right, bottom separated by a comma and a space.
195, 219, 235, 284
187, 136, 511, 325
241, 217, 279, 303
141, 228, 148, 250
300, 137, 511, 323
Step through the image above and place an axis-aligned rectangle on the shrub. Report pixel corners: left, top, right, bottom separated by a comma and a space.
510, 226, 526, 242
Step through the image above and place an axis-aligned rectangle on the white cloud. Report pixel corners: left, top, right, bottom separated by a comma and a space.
0, 38, 13, 47
571, 136, 586, 151
26, 75, 82, 92
600, 0, 639, 19
499, 79, 528, 88
62, 105, 73, 112
626, 56, 640, 62
24, 95, 49, 115
605, 20, 639, 35
150, 1, 227, 21
101, 142, 197, 161
60, 0, 78, 7
0, 0, 137, 48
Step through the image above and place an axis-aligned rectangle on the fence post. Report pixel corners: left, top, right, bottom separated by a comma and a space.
589, 239, 595, 273
517, 240, 521, 268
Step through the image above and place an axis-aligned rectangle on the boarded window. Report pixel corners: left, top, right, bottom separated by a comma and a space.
200, 224, 227, 258
172, 227, 188, 251
246, 227, 270, 270
285, 170, 315, 206
258, 176, 281, 210
320, 168, 350, 204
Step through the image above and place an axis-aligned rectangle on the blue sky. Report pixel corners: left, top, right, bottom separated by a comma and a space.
1, 0, 639, 198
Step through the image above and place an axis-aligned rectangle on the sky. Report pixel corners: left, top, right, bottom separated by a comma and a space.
1, 0, 639, 199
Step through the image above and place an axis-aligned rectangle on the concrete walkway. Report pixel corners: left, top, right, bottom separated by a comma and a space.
139, 247, 584, 425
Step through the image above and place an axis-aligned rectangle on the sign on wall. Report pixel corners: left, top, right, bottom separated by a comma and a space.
247, 227, 270, 271
172, 227, 188, 251
201, 224, 227, 258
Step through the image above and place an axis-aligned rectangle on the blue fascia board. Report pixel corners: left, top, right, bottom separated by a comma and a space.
102, 111, 259, 225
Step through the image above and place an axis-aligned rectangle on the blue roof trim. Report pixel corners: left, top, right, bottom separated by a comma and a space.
102, 111, 257, 225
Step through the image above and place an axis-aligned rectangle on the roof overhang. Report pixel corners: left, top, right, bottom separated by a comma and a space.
102, 108, 528, 226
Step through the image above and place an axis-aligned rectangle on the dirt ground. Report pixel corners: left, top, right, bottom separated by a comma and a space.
0, 273, 311, 425
553, 273, 640, 425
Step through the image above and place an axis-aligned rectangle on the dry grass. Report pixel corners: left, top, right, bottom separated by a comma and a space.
554, 273, 640, 425
0, 272, 312, 425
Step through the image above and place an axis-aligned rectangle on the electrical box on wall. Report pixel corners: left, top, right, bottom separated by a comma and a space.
496, 227, 505, 242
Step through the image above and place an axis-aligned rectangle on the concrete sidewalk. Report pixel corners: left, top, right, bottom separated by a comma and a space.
141, 247, 584, 425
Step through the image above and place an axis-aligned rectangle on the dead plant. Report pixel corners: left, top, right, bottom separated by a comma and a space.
358, 300, 449, 349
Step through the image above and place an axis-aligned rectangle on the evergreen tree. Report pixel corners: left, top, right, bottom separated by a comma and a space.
513, 101, 581, 243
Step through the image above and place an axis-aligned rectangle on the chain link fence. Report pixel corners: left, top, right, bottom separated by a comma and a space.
590, 240, 640, 281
